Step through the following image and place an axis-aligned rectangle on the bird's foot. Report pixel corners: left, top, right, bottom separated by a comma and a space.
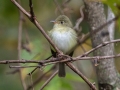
57, 53, 72, 61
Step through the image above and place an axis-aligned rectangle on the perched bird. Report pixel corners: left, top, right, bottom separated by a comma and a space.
49, 15, 77, 77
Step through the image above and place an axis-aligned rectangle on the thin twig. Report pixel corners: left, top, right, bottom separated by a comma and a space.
66, 63, 97, 90
80, 44, 86, 53
27, 65, 56, 90
54, 0, 64, 14
62, 0, 71, 7
80, 39, 119, 56
17, 0, 26, 89
0, 60, 40, 64
28, 67, 38, 75
9, 65, 42, 68
29, 0, 35, 22
29, 73, 34, 90
40, 70, 58, 90
74, 5, 84, 32
22, 30, 31, 53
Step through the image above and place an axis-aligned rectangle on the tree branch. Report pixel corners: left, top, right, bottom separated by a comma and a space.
66, 63, 97, 90
40, 70, 58, 90
0, 38, 120, 64
11, 0, 61, 54
17, 0, 26, 89
27, 65, 56, 90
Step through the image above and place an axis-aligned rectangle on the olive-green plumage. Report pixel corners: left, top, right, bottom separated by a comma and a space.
49, 15, 77, 77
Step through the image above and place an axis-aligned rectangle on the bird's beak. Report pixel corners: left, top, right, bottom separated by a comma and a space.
50, 20, 56, 24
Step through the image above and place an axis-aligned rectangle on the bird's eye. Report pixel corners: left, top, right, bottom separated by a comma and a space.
60, 21, 64, 24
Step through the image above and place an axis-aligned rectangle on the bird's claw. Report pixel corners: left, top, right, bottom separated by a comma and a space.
57, 53, 72, 61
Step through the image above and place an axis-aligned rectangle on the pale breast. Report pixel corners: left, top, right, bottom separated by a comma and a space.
49, 27, 77, 54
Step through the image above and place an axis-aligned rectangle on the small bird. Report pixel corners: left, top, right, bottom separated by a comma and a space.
49, 15, 77, 77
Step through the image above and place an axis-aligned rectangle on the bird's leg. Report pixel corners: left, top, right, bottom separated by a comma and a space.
57, 52, 72, 61
57, 52, 73, 77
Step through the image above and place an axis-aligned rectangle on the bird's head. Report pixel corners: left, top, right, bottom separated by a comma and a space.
51, 15, 73, 28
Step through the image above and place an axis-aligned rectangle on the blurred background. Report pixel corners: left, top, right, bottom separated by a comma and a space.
0, 0, 120, 90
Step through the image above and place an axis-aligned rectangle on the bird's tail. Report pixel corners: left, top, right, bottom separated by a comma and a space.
58, 63, 65, 77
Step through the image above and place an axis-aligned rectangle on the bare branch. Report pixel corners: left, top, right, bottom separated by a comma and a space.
62, 0, 71, 7
28, 67, 38, 75
0, 37, 120, 72
54, 0, 64, 14
66, 63, 97, 90
74, 5, 84, 32
40, 70, 58, 90
17, 0, 27, 89
27, 65, 56, 90
29, 0, 35, 22
0, 60, 40, 64
9, 65, 42, 68
1, 39, 120, 65
7, 53, 120, 69
29, 73, 34, 90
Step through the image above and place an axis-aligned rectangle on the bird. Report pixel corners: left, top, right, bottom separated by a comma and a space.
49, 15, 77, 77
